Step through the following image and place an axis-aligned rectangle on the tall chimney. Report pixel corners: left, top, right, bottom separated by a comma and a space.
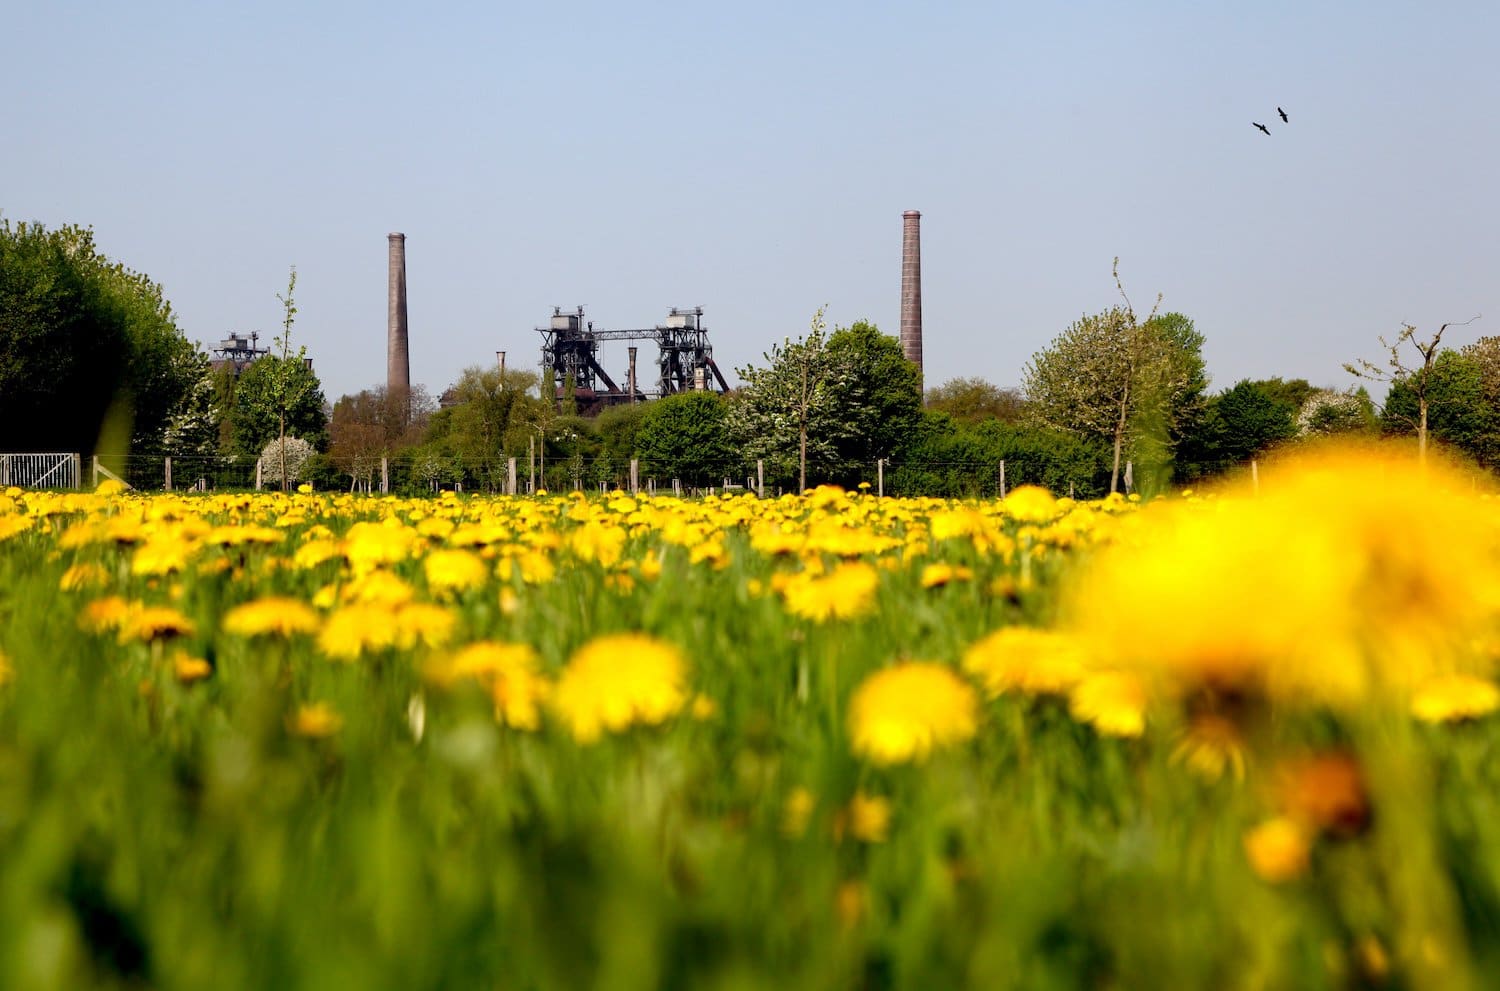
900, 210, 923, 379
387, 232, 410, 396
628, 346, 638, 403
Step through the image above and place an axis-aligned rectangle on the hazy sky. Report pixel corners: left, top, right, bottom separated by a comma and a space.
7, 1, 1498, 403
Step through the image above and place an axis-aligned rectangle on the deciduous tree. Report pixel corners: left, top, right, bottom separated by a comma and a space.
728, 307, 850, 492
1022, 264, 1204, 493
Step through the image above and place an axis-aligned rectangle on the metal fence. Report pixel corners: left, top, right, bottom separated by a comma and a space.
0, 453, 81, 489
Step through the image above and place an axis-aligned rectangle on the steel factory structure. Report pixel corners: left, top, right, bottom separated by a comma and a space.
537, 306, 729, 414
385, 208, 923, 417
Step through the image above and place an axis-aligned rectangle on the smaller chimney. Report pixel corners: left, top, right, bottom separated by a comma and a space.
627, 347, 638, 403
900, 210, 923, 380
497, 351, 506, 376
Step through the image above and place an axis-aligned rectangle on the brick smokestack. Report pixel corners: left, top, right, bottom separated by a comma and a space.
387, 232, 410, 396
900, 211, 923, 379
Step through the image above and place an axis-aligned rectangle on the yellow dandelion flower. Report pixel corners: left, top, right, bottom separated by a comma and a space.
396, 603, 457, 649
782, 787, 815, 836
293, 539, 343, 570
423, 548, 490, 595
1066, 446, 1500, 708
131, 537, 194, 576
690, 693, 718, 720
59, 562, 109, 591
0, 649, 12, 687
551, 633, 688, 743
1244, 817, 1310, 884
839, 792, 892, 843
568, 524, 627, 567
1171, 714, 1247, 781
79, 596, 138, 634
289, 702, 343, 738
500, 549, 556, 585
781, 561, 880, 622
919, 563, 974, 588
962, 627, 1089, 698
118, 606, 195, 643
1003, 485, 1060, 523
836, 880, 868, 930
0, 515, 34, 542
223, 597, 321, 638
428, 642, 551, 730
847, 662, 978, 765
1068, 671, 1146, 738
343, 520, 417, 571
172, 652, 213, 684
318, 603, 399, 659
1412, 674, 1500, 723
341, 569, 415, 606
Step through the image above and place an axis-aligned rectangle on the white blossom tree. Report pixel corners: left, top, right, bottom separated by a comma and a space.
1022, 262, 1204, 493
727, 307, 851, 492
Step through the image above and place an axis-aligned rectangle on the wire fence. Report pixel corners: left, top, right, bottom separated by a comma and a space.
3, 452, 1140, 500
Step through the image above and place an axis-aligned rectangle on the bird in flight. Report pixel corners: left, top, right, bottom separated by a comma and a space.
1278, 107, 1289, 123
1253, 122, 1271, 135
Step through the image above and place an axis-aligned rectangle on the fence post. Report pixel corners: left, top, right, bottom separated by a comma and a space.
91, 455, 99, 488
72, 453, 82, 489
1251, 458, 1260, 496
673, 478, 681, 497
165, 457, 172, 492
507, 457, 517, 495
380, 457, 389, 494
999, 460, 1006, 498
877, 458, 884, 498
756, 459, 765, 499
1124, 460, 1134, 494
255, 459, 263, 491
630, 459, 639, 495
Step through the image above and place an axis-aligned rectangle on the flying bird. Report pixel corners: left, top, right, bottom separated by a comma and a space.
1253, 122, 1271, 135
1278, 106, 1289, 123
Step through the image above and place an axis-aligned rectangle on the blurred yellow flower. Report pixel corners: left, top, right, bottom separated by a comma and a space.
1171, 714, 1246, 781
132, 537, 193, 576
79, 595, 137, 633
1064, 447, 1500, 708
551, 633, 688, 743
428, 642, 550, 731
343, 520, 417, 571
172, 652, 213, 684
919, 563, 973, 589
848, 662, 978, 765
782, 787, 815, 836
59, 562, 109, 591
223, 597, 321, 638
318, 602, 455, 660
962, 627, 1089, 698
782, 562, 880, 622
1412, 674, 1500, 723
1003, 485, 1060, 523
840, 792, 892, 843
118, 606, 195, 643
0, 649, 12, 687
1244, 816, 1310, 884
289, 702, 343, 738
1068, 671, 1146, 738
292, 539, 343, 570
423, 548, 489, 595
0, 515, 34, 542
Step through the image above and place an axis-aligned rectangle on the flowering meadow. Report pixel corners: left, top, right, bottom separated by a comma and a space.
2, 443, 1500, 988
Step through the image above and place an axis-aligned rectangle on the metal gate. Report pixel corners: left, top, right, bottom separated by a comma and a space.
0, 453, 81, 489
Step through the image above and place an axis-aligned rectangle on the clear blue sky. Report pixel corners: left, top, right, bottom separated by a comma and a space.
7, 1, 1498, 403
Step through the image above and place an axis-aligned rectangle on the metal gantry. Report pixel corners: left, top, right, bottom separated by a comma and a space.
536, 306, 729, 412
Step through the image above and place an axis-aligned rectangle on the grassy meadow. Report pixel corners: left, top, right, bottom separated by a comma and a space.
2, 442, 1500, 989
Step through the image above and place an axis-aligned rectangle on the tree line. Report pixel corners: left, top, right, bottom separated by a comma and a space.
2, 219, 1489, 494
